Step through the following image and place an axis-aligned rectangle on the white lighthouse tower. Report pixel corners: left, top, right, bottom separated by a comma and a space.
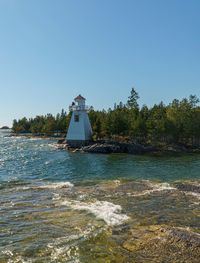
66, 95, 92, 147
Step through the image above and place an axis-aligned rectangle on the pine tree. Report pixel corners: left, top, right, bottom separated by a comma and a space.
127, 88, 139, 109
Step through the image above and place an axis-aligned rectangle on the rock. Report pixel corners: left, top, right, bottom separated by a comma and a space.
55, 143, 68, 150
55, 140, 197, 155
167, 145, 187, 152
167, 227, 200, 248
82, 142, 145, 154
57, 138, 66, 144
72, 148, 82, 152
143, 145, 160, 152
124, 143, 145, 154
82, 143, 110, 153
123, 225, 200, 262
175, 183, 200, 193
115, 181, 151, 192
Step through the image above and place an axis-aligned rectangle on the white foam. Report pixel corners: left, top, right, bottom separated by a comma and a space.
29, 137, 43, 141
21, 182, 74, 191
48, 232, 84, 262
50, 246, 74, 261
40, 182, 74, 189
7, 256, 33, 263
131, 182, 176, 197
114, 180, 121, 184
61, 200, 129, 226
2, 250, 13, 256
150, 182, 177, 191
51, 246, 80, 263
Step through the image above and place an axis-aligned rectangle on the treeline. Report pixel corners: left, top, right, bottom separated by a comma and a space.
89, 89, 200, 146
12, 109, 72, 136
12, 89, 200, 146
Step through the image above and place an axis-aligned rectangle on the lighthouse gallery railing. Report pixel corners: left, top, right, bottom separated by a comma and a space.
69, 105, 91, 112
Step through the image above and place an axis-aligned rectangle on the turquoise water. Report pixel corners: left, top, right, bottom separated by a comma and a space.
0, 131, 200, 262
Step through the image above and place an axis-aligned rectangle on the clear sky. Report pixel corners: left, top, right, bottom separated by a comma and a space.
0, 0, 200, 127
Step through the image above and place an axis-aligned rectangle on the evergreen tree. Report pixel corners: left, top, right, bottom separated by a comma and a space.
127, 88, 139, 109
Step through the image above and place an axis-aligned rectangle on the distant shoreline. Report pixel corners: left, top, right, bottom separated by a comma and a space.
3, 133, 62, 141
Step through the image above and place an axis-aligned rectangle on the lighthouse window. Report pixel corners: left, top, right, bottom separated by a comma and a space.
74, 114, 79, 122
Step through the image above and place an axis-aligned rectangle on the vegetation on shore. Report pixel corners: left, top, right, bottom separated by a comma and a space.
12, 109, 71, 137
0, 126, 10, 129
12, 89, 200, 147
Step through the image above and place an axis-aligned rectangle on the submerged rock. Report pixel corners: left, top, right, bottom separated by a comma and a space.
123, 225, 200, 262
115, 181, 151, 192
175, 183, 200, 193
167, 227, 200, 248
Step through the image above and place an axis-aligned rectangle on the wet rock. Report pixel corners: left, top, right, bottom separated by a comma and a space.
115, 181, 151, 192
124, 143, 145, 154
55, 144, 68, 150
123, 225, 200, 262
83, 143, 108, 153
55, 139, 199, 155
72, 148, 83, 152
82, 142, 145, 154
143, 145, 160, 152
57, 138, 66, 144
166, 145, 187, 152
167, 227, 200, 248
175, 183, 200, 193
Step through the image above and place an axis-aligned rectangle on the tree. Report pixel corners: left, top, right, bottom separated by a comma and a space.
189, 94, 199, 108
127, 88, 140, 110
132, 113, 147, 140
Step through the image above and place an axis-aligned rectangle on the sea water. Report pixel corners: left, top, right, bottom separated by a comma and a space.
0, 130, 200, 262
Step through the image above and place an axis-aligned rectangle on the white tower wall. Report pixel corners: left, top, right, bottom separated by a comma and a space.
66, 95, 93, 146
66, 111, 92, 141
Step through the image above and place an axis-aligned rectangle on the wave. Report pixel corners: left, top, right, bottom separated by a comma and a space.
39, 182, 74, 189
49, 245, 80, 263
149, 182, 177, 191
129, 182, 176, 197
1, 253, 33, 263
47, 224, 97, 262
29, 138, 44, 141
60, 199, 129, 226
19, 181, 74, 191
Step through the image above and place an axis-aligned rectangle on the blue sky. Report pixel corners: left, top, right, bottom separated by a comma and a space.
0, 0, 200, 127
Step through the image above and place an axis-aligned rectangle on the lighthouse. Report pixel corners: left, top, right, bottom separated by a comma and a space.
66, 95, 92, 147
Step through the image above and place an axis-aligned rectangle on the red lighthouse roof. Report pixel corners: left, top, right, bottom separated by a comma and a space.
74, 94, 86, 101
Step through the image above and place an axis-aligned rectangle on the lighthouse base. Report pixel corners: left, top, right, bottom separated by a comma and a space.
67, 140, 91, 148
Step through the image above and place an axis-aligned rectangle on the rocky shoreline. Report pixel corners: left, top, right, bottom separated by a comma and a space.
56, 139, 200, 154
4, 133, 200, 154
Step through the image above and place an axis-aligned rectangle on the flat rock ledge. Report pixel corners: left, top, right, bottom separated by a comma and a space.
123, 225, 200, 262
